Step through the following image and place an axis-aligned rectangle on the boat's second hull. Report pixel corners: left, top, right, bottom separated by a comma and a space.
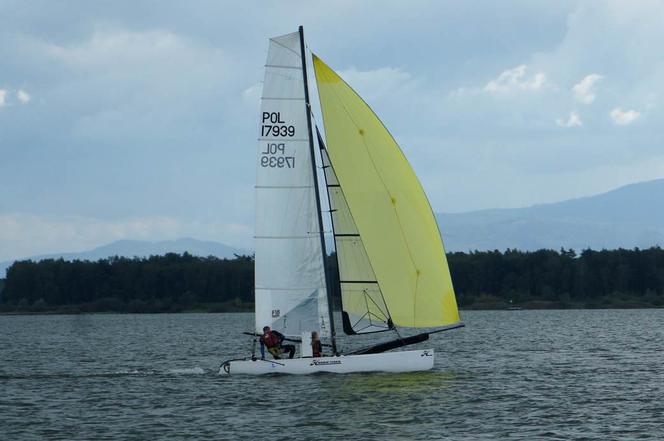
219, 349, 434, 375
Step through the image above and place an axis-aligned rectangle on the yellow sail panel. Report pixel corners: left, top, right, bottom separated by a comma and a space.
313, 55, 459, 328
321, 147, 391, 334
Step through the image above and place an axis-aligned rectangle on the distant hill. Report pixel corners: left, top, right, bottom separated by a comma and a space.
438, 178, 664, 251
0, 238, 249, 276
3, 179, 663, 277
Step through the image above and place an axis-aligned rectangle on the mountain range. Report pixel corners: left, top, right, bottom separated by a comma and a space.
437, 178, 664, 252
2, 179, 663, 277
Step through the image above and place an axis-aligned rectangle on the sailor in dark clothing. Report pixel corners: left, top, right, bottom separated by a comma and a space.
311, 331, 323, 357
259, 326, 295, 359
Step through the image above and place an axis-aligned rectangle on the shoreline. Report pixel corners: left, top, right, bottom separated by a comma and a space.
2, 303, 662, 315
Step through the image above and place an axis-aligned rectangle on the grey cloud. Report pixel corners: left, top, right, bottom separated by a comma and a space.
0, 0, 662, 257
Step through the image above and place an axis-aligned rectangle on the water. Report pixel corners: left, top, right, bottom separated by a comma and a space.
1, 310, 663, 440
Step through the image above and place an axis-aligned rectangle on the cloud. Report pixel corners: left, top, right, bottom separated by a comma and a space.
556, 110, 583, 127
573, 74, 603, 104
483, 65, 548, 94
17, 89, 31, 104
242, 82, 261, 102
0, 89, 6, 106
44, 29, 192, 69
610, 107, 640, 125
1, 1, 664, 258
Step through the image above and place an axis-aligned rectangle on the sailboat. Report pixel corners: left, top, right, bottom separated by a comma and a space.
219, 27, 463, 375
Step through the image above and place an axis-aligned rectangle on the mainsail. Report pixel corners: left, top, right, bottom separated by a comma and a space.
313, 55, 460, 329
254, 32, 330, 337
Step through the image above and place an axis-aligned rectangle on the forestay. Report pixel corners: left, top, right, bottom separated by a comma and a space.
254, 32, 330, 337
313, 55, 460, 329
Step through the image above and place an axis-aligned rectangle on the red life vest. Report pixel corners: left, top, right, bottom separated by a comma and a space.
262, 332, 280, 348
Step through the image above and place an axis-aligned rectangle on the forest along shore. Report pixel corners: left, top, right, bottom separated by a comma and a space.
1, 248, 663, 314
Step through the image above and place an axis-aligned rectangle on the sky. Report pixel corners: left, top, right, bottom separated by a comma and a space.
1, 0, 663, 261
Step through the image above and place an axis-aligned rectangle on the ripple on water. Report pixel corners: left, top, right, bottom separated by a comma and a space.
1, 310, 663, 440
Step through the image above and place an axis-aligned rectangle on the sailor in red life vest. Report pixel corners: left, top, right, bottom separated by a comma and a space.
259, 326, 295, 359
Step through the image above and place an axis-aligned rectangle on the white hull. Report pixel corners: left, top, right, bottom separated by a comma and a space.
219, 349, 434, 375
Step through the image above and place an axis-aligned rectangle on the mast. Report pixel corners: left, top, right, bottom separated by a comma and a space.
298, 25, 338, 354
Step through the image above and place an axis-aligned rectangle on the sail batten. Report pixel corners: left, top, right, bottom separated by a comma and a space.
313, 54, 460, 329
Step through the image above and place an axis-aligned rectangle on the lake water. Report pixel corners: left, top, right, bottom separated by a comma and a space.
1, 310, 663, 440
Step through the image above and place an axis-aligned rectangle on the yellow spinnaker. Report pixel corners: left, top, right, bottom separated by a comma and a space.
313, 55, 460, 328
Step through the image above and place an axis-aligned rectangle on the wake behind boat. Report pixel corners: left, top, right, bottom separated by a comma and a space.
220, 27, 463, 375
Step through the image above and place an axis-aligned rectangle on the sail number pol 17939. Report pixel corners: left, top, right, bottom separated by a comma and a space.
260, 143, 295, 168
261, 112, 295, 137
260, 112, 295, 168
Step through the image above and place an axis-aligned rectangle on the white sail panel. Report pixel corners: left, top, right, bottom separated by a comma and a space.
254, 32, 330, 337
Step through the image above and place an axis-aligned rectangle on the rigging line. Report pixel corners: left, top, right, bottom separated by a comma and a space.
352, 317, 389, 333
367, 311, 389, 323
364, 289, 390, 319
392, 322, 404, 340
354, 323, 374, 333
361, 291, 371, 330
315, 65, 417, 318
351, 311, 370, 329
309, 108, 323, 132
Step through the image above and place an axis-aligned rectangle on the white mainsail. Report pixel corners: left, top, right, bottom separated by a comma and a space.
254, 32, 330, 337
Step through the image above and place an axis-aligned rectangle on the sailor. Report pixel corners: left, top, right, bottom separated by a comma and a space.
311, 331, 323, 357
259, 326, 295, 359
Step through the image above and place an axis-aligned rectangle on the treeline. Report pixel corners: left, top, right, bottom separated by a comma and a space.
1, 248, 664, 313
0, 253, 254, 313
449, 248, 664, 308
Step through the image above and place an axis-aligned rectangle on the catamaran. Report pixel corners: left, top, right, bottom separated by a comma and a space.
219, 27, 463, 375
